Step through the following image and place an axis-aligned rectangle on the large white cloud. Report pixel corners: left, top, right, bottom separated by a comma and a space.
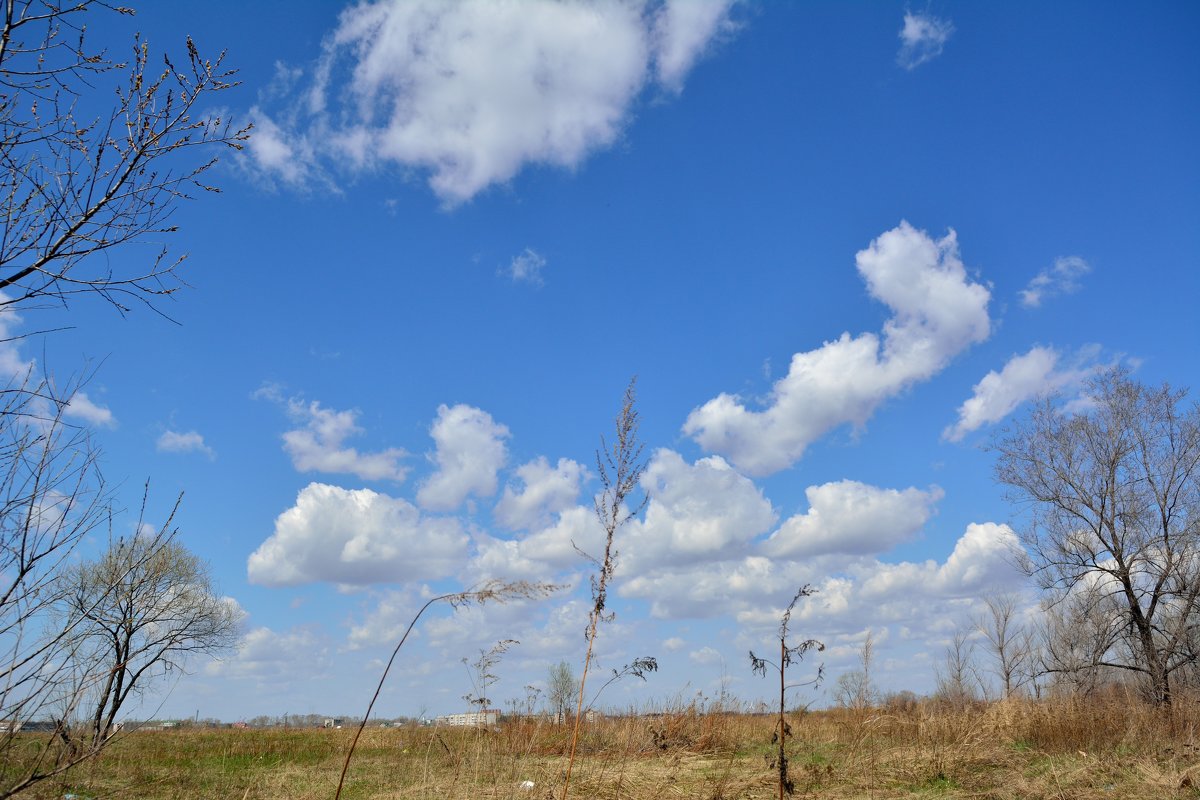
763, 480, 943, 558
247, 0, 738, 204
470, 505, 604, 580
684, 221, 991, 475
621, 449, 776, 572
247, 482, 468, 586
417, 404, 510, 511
622, 521, 1024, 632
493, 456, 586, 531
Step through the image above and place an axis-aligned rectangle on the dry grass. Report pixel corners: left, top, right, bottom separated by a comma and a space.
7, 695, 1200, 799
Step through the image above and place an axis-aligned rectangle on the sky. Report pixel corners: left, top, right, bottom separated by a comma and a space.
7, 0, 1198, 721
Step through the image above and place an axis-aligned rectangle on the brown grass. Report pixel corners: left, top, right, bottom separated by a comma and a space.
7, 695, 1200, 799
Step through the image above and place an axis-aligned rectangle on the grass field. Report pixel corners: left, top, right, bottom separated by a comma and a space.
6, 695, 1200, 799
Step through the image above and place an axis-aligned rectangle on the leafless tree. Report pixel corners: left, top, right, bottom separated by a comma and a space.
0, 1, 249, 316
0, 376, 111, 798
58, 493, 241, 752
1037, 585, 1125, 697
975, 594, 1036, 699
993, 369, 1200, 705
934, 628, 982, 708
833, 631, 877, 711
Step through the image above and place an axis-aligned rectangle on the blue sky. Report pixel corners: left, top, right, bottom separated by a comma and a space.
11, 0, 1199, 720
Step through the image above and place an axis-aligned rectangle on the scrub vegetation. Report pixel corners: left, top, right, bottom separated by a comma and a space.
4, 692, 1200, 799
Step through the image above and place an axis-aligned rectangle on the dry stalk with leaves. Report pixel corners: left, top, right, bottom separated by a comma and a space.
750, 585, 824, 800
562, 378, 650, 800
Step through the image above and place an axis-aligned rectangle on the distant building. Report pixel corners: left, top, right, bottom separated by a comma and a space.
435, 709, 500, 727
323, 718, 344, 729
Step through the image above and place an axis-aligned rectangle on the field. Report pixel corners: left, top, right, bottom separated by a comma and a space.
7, 696, 1200, 800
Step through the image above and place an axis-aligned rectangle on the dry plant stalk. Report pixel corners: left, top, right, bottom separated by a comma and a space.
562, 378, 648, 800
334, 580, 561, 800
749, 586, 824, 800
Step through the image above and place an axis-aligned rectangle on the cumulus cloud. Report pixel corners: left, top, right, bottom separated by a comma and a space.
470, 504, 604, 580
247, 482, 468, 587
259, 390, 408, 482
684, 221, 991, 475
157, 429, 216, 459
622, 521, 1024, 629
652, 0, 737, 90
206, 625, 330, 682
943, 347, 1084, 441
417, 404, 510, 511
621, 449, 777, 572
503, 248, 548, 286
897, 11, 954, 70
246, 0, 739, 205
1020, 256, 1090, 308
63, 391, 115, 428
763, 480, 943, 558
494, 456, 586, 531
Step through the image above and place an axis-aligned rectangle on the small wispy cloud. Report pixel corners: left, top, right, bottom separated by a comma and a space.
65, 392, 116, 428
254, 384, 408, 482
1020, 255, 1090, 308
157, 429, 216, 459
897, 11, 954, 70
502, 248, 548, 286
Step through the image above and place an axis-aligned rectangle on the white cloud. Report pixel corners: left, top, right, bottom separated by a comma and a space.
243, 107, 319, 189
248, 0, 738, 205
346, 588, 421, 650
494, 456, 586, 531
944, 347, 1075, 441
1020, 256, 1090, 308
621, 449, 777, 572
689, 645, 723, 665
621, 522, 1024, 633
247, 482, 468, 587
662, 636, 686, 652
157, 429, 216, 459
897, 11, 953, 70
684, 221, 991, 475
63, 391, 115, 428
853, 522, 1023, 603
417, 404, 509, 511
503, 248, 548, 286
269, 395, 407, 482
763, 480, 942, 558
469, 504, 604, 580
652, 0, 737, 90
206, 625, 330, 683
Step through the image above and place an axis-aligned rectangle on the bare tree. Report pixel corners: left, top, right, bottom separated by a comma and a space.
0, 377, 111, 798
833, 631, 877, 711
0, 1, 249, 315
1037, 585, 1125, 697
975, 594, 1035, 699
934, 628, 982, 708
59, 495, 240, 752
994, 370, 1200, 705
